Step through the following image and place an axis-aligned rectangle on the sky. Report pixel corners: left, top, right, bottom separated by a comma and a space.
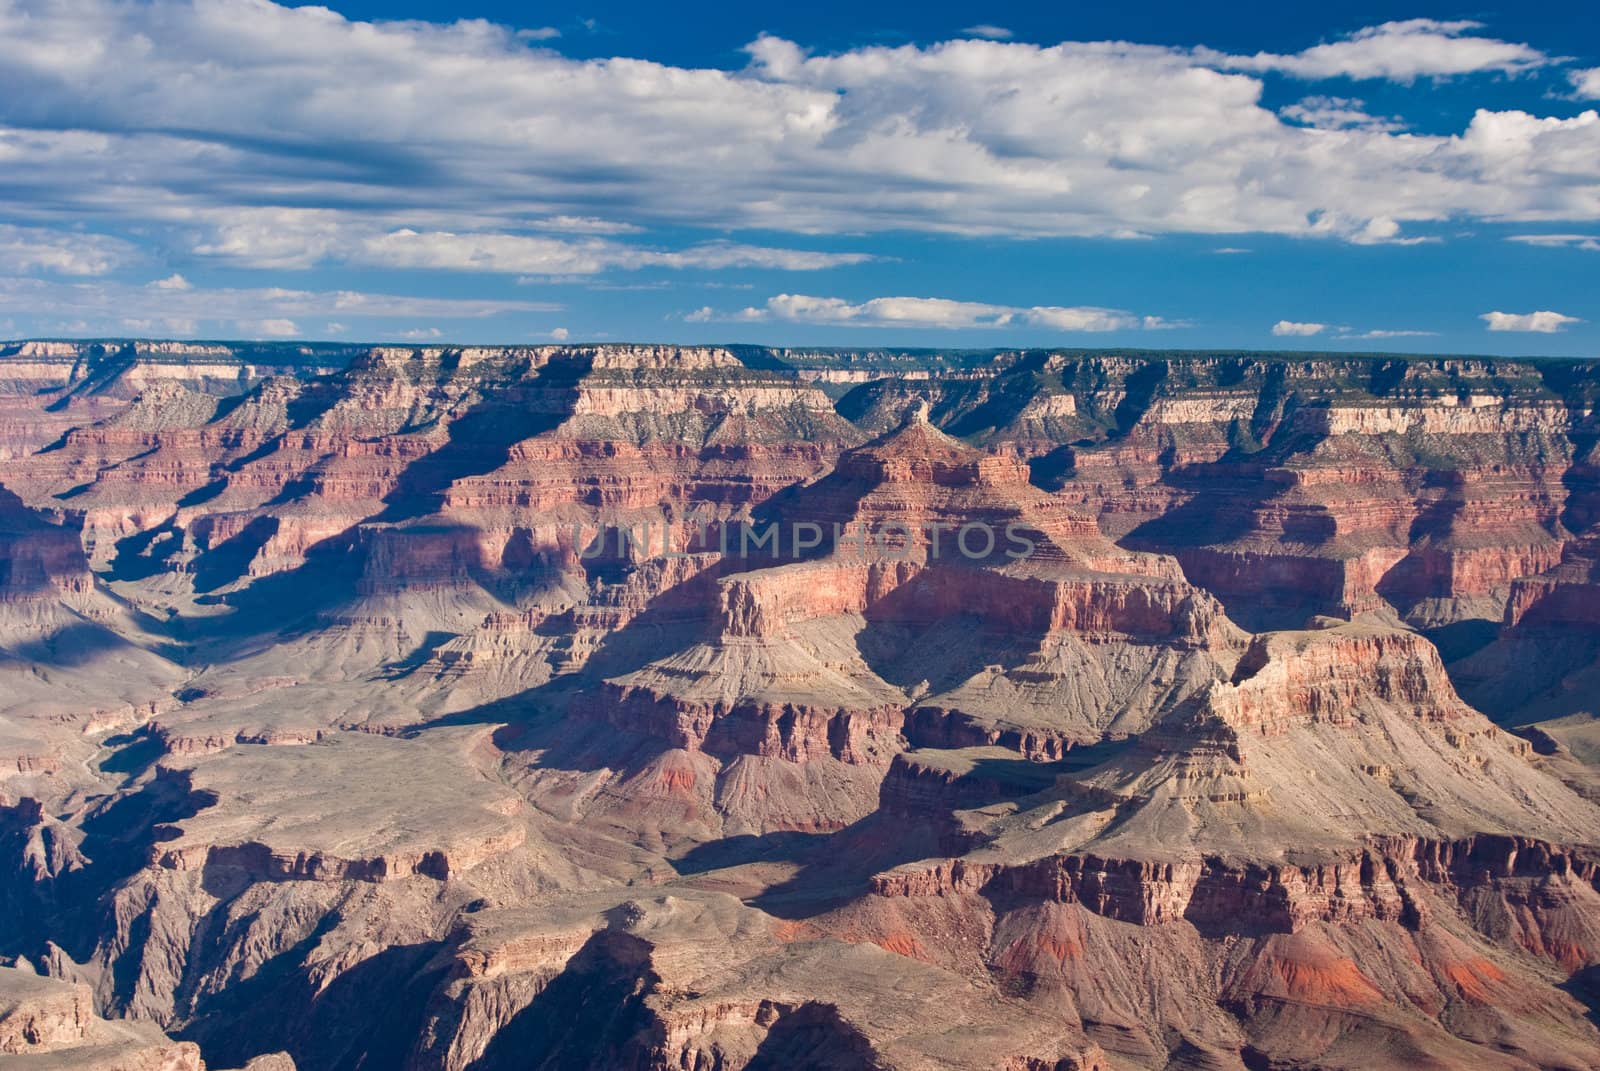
0, 0, 1597, 355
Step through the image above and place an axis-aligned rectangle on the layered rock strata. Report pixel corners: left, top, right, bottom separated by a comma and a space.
0, 344, 1598, 1070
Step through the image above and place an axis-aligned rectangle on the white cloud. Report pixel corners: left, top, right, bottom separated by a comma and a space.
0, 275, 555, 338
516, 27, 560, 42
1213, 247, 1251, 254
1207, 20, 1549, 82
1314, 214, 1435, 246
357, 230, 609, 275
534, 216, 643, 235
642, 242, 875, 272
0, 224, 131, 275
549, 326, 569, 340
317, 290, 558, 317
397, 326, 442, 339
1272, 320, 1326, 336
0, 1, 1592, 262
1571, 68, 1600, 100
242, 318, 299, 337
725, 293, 1166, 332
193, 219, 871, 275
149, 273, 191, 290
324, 321, 347, 334
192, 208, 347, 269
1481, 310, 1582, 333
358, 230, 872, 275
961, 25, 1012, 41
122, 316, 196, 336
1280, 95, 1402, 132
1341, 328, 1439, 339
1508, 234, 1600, 251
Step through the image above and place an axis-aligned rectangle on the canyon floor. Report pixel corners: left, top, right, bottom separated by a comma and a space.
3, 340, 1600, 1070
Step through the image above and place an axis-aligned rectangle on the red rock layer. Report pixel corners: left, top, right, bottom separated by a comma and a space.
872, 834, 1597, 946
0, 487, 93, 605
1507, 532, 1600, 629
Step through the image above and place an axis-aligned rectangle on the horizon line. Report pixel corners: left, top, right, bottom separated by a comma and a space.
1, 337, 1594, 364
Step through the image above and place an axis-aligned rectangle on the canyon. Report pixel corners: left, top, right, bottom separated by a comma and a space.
2, 339, 1600, 1069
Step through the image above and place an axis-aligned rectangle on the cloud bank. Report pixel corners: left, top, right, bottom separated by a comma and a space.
701, 294, 1172, 331
0, 275, 559, 339
0, 0, 1595, 267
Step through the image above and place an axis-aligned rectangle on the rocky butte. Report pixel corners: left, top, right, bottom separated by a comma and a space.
2, 339, 1600, 1069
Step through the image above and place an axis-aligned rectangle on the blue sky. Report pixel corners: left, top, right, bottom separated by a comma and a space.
0, 0, 1596, 355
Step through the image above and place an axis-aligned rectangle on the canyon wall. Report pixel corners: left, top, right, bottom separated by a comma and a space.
1, 341, 1599, 1070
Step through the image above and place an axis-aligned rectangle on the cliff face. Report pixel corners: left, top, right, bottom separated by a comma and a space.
3, 342, 1600, 1071
0, 964, 223, 1068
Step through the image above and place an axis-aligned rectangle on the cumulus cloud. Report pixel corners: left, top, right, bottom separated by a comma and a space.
1320, 215, 1435, 246
0, 224, 131, 275
149, 273, 191, 290
961, 25, 1012, 41
1571, 68, 1600, 100
723, 294, 1169, 331
549, 327, 570, 341
190, 209, 348, 269
0, 0, 1593, 261
1272, 320, 1327, 336
1481, 310, 1582, 333
1208, 19, 1550, 82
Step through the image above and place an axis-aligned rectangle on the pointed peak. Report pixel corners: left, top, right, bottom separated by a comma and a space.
865, 410, 973, 461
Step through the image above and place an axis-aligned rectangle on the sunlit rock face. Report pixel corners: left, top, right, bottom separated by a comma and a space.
4, 342, 1600, 1070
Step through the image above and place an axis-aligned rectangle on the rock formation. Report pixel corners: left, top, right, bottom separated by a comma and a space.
2, 341, 1600, 1069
